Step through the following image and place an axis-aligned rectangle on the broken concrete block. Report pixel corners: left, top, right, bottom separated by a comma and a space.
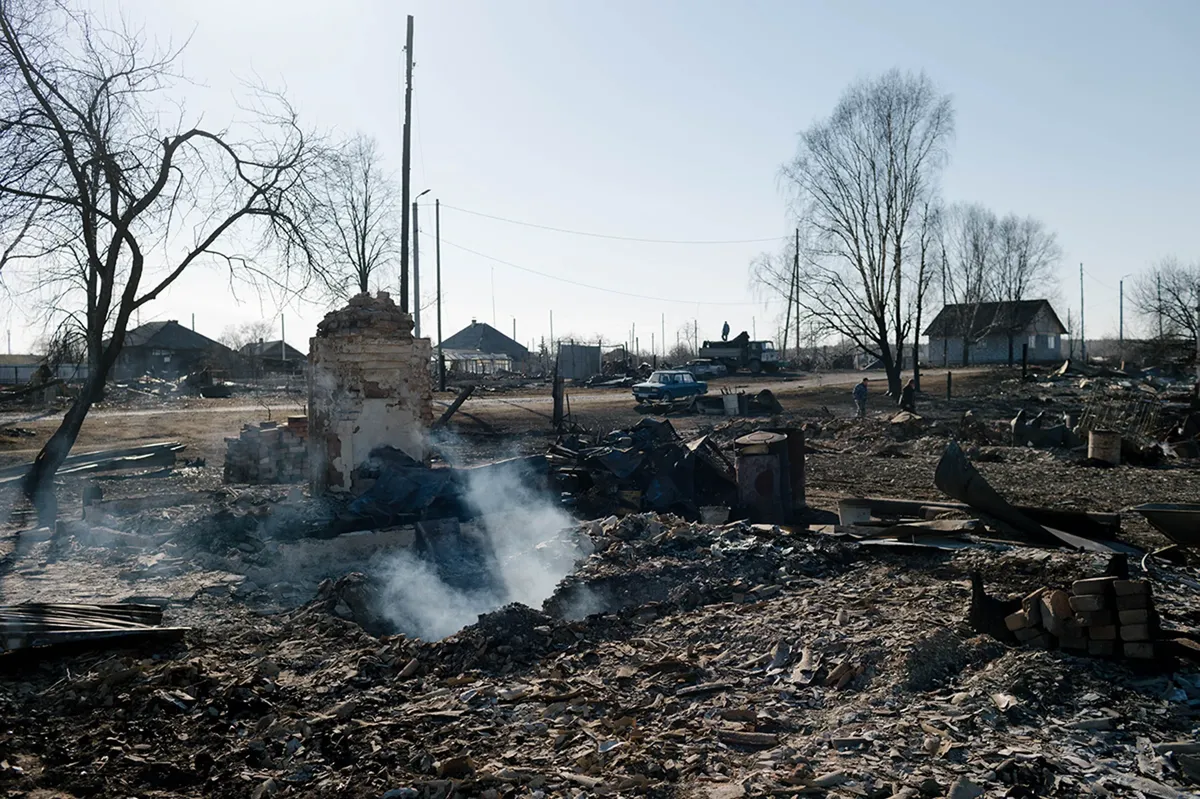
1021, 588, 1046, 624
1039, 589, 1073, 636
1089, 625, 1118, 641
1005, 611, 1033, 631
1088, 640, 1116, 657
1014, 626, 1043, 643
1120, 624, 1152, 642
1123, 642, 1156, 659
1077, 610, 1115, 627
1117, 609, 1151, 625
1025, 633, 1052, 649
1113, 579, 1150, 596
1072, 576, 1117, 595
1116, 593, 1151, 611
1069, 594, 1107, 613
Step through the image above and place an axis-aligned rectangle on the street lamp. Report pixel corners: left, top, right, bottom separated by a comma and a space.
413, 188, 431, 337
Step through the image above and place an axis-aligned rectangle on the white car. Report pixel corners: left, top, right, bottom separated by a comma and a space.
685, 359, 727, 378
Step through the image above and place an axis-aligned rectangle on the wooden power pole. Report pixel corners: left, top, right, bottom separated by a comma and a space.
399, 15, 414, 313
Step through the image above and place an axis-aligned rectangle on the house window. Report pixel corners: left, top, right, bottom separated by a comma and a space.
1029, 335, 1037, 350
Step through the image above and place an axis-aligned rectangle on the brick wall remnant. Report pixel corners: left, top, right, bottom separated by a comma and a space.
224, 418, 308, 484
308, 291, 432, 493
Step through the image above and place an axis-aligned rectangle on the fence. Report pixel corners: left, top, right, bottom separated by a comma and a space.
0, 362, 90, 385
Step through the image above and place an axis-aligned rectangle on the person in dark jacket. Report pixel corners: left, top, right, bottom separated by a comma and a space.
852, 378, 869, 418
898, 378, 917, 413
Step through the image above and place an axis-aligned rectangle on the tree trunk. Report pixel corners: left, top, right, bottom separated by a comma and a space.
880, 343, 901, 397
912, 342, 921, 392
22, 367, 106, 525
962, 338, 970, 367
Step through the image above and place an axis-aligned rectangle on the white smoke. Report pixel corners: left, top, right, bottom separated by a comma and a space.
375, 458, 592, 641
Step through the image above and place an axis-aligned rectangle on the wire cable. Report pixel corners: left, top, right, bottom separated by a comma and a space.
439, 204, 783, 245
423, 231, 760, 306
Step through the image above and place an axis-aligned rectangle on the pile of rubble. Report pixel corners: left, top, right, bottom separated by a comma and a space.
314, 290, 413, 337
223, 418, 309, 484
549, 418, 738, 518
1003, 577, 1168, 660
1, 511, 1197, 799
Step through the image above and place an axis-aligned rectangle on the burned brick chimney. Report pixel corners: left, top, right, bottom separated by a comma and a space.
308, 292, 432, 493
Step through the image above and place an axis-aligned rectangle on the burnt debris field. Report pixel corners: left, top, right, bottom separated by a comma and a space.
1, 363, 1200, 799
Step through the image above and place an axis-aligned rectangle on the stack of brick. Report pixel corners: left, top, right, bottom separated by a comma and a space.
224, 419, 308, 484
1003, 577, 1159, 660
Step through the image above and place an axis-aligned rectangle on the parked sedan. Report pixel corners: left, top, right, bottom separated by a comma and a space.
632, 370, 708, 403
685, 358, 728, 378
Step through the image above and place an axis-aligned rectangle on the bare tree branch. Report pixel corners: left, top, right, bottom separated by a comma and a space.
760, 70, 953, 393
0, 0, 326, 520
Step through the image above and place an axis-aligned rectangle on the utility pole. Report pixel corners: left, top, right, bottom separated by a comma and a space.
661, 313, 665, 361
1080, 261, 1089, 359
512, 317, 516, 343
191, 313, 195, 331
792, 227, 800, 359
941, 252, 948, 366
412, 200, 421, 337
1067, 309, 1074, 359
549, 310, 554, 362
694, 320, 698, 358
1157, 275, 1164, 339
436, 199, 445, 391
280, 316, 285, 363
399, 15, 414, 314
1119, 278, 1124, 361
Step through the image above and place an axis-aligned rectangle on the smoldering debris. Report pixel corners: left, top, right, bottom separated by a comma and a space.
370, 450, 593, 640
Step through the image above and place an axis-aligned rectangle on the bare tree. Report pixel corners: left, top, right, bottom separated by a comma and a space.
909, 200, 940, 388
991, 214, 1061, 362
939, 203, 998, 365
0, 2, 323, 521
313, 133, 400, 299
750, 235, 803, 362
777, 70, 953, 395
1131, 256, 1200, 344
220, 320, 275, 352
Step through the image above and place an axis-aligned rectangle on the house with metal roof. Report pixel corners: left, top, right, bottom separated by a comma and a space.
924, 299, 1067, 366
439, 320, 530, 373
239, 340, 307, 374
111, 320, 235, 379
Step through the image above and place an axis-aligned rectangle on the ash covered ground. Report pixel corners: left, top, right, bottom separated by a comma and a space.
1, 368, 1199, 798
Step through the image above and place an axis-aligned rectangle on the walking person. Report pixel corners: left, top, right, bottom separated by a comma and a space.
853, 377, 869, 418
898, 377, 917, 413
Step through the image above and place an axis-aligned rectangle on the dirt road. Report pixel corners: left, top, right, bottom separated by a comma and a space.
459, 367, 983, 410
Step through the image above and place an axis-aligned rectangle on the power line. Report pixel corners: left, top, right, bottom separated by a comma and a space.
440, 204, 783, 245
424, 232, 758, 306
1083, 269, 1114, 290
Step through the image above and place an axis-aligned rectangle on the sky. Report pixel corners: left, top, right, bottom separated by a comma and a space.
4, 0, 1199, 356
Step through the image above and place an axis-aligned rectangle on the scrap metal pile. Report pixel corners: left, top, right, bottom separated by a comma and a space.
548, 418, 738, 519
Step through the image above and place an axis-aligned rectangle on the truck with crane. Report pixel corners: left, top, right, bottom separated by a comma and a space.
698, 331, 780, 374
